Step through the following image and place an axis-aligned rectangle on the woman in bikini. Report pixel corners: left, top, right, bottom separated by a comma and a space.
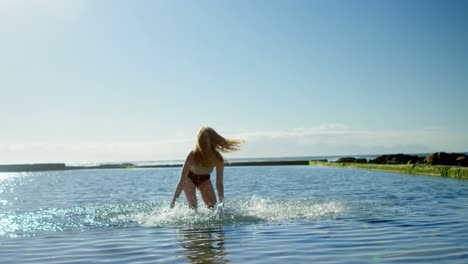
170, 127, 242, 209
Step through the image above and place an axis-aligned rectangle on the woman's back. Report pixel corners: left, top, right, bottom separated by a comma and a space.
190, 164, 214, 175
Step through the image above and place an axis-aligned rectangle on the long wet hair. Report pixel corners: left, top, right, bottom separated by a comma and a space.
192, 127, 242, 167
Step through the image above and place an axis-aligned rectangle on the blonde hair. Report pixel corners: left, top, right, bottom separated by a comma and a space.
192, 127, 243, 167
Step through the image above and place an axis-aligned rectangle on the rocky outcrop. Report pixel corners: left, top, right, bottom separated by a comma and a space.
456, 156, 467, 166
425, 152, 468, 167
336, 157, 367, 163
369, 154, 425, 165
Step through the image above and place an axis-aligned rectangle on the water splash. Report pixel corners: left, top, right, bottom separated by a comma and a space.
130, 196, 346, 227
0, 203, 155, 238
0, 196, 346, 238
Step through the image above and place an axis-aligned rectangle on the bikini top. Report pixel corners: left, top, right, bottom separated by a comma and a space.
190, 164, 214, 175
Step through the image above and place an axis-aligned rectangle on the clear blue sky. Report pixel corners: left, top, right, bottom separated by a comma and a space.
1, 0, 467, 164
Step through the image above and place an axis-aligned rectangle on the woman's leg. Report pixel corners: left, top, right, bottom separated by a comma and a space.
198, 180, 217, 209
183, 177, 198, 209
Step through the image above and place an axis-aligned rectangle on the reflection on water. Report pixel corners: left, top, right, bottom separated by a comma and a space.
178, 226, 228, 263
2, 167, 468, 263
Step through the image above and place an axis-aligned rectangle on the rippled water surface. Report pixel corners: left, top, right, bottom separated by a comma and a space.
1, 166, 468, 263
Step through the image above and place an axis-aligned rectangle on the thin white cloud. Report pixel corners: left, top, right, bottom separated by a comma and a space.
228, 124, 447, 144
0, 138, 195, 164
0, 124, 465, 164
227, 124, 463, 156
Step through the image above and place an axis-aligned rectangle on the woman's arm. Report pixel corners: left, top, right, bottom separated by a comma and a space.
170, 151, 193, 208
215, 160, 224, 203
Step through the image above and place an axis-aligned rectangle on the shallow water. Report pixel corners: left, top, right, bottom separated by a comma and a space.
1, 166, 468, 263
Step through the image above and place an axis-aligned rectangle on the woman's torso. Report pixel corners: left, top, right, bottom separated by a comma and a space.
190, 164, 214, 175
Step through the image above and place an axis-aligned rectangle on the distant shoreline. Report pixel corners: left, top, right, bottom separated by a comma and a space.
0, 153, 440, 171
2, 152, 467, 180
0, 160, 311, 173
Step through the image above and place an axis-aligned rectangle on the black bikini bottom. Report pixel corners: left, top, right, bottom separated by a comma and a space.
187, 170, 210, 187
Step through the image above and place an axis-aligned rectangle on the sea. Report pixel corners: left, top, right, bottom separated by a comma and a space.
1, 156, 468, 263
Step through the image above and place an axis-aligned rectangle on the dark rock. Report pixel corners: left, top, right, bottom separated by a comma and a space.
425, 152, 468, 166
335, 157, 367, 163
336, 157, 358, 163
310, 159, 328, 162
370, 154, 425, 165
456, 156, 468, 167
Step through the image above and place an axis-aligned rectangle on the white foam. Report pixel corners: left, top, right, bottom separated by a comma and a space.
127, 196, 346, 227
1, 197, 346, 237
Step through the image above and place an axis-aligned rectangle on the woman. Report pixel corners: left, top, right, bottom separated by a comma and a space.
170, 127, 242, 209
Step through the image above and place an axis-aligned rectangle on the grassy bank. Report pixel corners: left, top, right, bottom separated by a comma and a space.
309, 161, 468, 179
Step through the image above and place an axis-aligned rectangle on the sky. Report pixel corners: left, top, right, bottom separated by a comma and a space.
0, 0, 467, 164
